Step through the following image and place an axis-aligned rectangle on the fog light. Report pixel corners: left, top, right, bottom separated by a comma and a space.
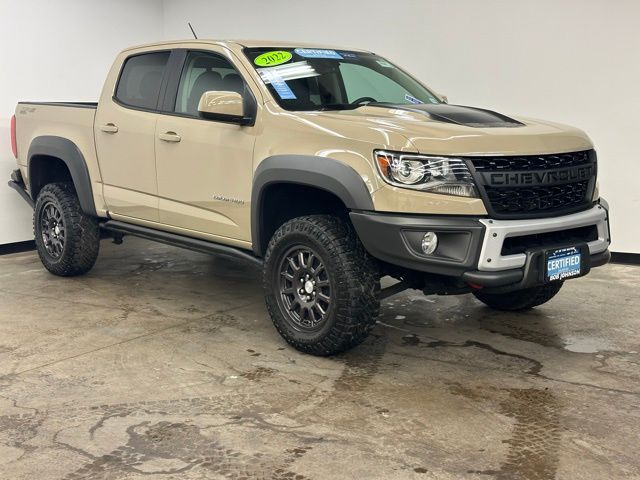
421, 232, 438, 255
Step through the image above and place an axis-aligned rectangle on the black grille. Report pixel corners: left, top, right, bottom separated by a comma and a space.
485, 181, 590, 215
470, 151, 591, 171
467, 150, 597, 218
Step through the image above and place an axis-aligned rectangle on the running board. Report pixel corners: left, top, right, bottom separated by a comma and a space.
8, 180, 35, 208
100, 220, 263, 267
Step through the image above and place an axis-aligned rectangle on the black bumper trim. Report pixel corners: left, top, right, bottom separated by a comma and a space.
463, 249, 611, 290
461, 269, 523, 287
350, 209, 610, 291
350, 211, 485, 277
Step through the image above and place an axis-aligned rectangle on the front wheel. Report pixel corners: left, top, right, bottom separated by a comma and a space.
472, 282, 564, 311
263, 215, 380, 356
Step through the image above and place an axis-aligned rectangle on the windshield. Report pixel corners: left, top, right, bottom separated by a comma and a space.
244, 47, 440, 111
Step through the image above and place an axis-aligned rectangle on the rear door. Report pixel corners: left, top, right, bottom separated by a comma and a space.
94, 51, 171, 222
154, 48, 259, 245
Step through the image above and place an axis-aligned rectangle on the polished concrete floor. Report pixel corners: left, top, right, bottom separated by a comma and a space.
0, 237, 638, 480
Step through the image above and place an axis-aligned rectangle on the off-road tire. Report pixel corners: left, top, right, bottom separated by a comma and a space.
263, 215, 380, 356
34, 182, 100, 276
473, 282, 564, 311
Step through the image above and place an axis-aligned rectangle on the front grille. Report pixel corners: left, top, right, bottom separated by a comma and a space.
471, 151, 591, 171
467, 150, 597, 218
501, 224, 599, 256
485, 181, 590, 215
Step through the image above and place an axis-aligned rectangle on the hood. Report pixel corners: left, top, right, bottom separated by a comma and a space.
307, 104, 593, 156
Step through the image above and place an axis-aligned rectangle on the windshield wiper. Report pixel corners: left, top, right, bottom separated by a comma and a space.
314, 104, 358, 111
311, 102, 396, 112
353, 101, 394, 109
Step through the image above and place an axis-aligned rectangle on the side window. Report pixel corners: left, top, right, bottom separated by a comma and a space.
340, 63, 409, 104
175, 52, 244, 116
115, 52, 170, 110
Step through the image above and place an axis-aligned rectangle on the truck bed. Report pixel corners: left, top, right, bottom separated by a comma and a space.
14, 101, 103, 214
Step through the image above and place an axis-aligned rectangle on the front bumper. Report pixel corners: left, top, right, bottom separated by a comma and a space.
350, 201, 611, 290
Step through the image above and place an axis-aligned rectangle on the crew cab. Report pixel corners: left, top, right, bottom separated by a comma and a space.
8, 40, 611, 355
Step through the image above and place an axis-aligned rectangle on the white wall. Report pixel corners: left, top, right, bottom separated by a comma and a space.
2, 0, 638, 253
0, 0, 163, 244
163, 0, 640, 253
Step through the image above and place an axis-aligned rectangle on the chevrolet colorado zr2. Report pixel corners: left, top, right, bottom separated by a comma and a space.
8, 40, 611, 355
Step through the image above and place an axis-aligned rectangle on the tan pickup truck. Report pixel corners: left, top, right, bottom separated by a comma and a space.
8, 40, 611, 355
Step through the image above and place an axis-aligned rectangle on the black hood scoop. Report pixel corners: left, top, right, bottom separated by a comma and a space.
390, 103, 524, 128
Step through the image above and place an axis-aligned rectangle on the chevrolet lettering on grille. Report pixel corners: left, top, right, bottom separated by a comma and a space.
481, 165, 595, 186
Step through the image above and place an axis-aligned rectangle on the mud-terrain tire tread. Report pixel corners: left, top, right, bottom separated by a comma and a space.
263, 215, 380, 356
473, 282, 563, 311
34, 182, 99, 276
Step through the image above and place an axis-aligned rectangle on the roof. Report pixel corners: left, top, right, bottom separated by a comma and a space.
122, 39, 372, 53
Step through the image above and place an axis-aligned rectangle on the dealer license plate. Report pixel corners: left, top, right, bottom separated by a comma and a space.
545, 247, 583, 282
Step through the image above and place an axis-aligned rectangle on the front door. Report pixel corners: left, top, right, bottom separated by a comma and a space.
95, 51, 171, 222
155, 50, 258, 246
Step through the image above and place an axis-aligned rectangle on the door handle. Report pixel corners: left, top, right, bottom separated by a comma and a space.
159, 132, 181, 143
100, 123, 119, 134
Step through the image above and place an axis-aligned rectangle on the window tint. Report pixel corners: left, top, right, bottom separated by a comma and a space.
175, 52, 244, 116
115, 52, 170, 110
341, 63, 413, 104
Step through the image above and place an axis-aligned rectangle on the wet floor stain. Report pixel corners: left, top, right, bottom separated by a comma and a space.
239, 366, 276, 381
479, 319, 565, 349
476, 388, 561, 480
64, 419, 313, 479
0, 394, 319, 480
332, 335, 387, 394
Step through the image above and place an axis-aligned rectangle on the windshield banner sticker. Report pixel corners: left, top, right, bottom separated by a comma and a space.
254, 50, 293, 67
404, 93, 423, 104
294, 48, 343, 60
258, 62, 320, 82
258, 69, 297, 100
339, 51, 359, 59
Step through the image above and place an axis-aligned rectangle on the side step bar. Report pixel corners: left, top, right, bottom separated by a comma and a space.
8, 170, 35, 208
100, 220, 263, 267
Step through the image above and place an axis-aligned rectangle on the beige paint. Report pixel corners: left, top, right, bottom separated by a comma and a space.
152, 42, 263, 240
93, 49, 164, 222
14, 39, 598, 246
14, 104, 108, 217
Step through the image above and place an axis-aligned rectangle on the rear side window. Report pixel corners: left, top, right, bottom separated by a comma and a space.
115, 52, 170, 110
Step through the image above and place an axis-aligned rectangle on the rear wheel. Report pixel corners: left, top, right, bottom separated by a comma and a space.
473, 282, 564, 311
34, 182, 100, 276
263, 215, 380, 356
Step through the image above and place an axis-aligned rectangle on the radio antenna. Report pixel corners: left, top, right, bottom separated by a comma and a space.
188, 22, 198, 39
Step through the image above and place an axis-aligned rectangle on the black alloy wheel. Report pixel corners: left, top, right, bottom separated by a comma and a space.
277, 245, 332, 331
39, 201, 66, 259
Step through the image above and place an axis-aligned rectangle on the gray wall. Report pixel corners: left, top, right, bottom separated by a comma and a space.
0, 0, 163, 244
164, 0, 640, 253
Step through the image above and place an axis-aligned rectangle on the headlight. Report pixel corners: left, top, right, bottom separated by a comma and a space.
374, 150, 478, 198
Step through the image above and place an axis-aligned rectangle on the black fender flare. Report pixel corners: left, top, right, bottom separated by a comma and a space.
27, 136, 97, 216
251, 155, 374, 256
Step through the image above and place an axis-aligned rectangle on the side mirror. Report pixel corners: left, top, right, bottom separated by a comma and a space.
439, 94, 449, 104
198, 91, 247, 124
